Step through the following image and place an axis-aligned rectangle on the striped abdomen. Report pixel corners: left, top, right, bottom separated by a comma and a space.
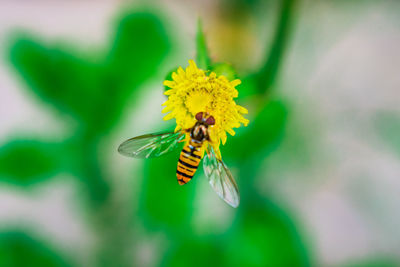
177, 139, 205, 185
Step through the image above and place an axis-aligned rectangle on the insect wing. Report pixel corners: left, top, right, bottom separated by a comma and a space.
203, 146, 240, 208
118, 131, 185, 158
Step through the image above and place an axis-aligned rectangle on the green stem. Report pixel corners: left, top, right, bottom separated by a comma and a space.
256, 0, 298, 94
196, 19, 211, 70
78, 136, 131, 266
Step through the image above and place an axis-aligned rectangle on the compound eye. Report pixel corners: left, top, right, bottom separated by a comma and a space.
195, 112, 203, 121
205, 116, 215, 125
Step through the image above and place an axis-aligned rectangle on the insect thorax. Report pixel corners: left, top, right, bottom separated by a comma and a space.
190, 122, 209, 142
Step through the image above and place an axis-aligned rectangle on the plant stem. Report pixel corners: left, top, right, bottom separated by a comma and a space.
256, 0, 298, 95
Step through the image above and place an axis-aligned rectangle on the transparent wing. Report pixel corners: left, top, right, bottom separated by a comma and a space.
118, 131, 185, 158
203, 145, 240, 208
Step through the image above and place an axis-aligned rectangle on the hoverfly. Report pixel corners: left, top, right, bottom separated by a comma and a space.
118, 112, 239, 207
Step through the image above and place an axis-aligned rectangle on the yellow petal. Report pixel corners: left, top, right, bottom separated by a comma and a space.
237, 105, 248, 114
177, 67, 185, 76
172, 72, 180, 82
231, 79, 241, 87
227, 128, 236, 136
174, 125, 181, 132
232, 89, 238, 98
164, 89, 175, 96
231, 122, 241, 128
221, 132, 227, 145
162, 105, 173, 113
188, 59, 197, 69
163, 112, 175, 121
163, 80, 175, 87
241, 118, 250, 126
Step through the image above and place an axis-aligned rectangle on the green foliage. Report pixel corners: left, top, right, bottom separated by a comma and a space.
0, 140, 68, 185
222, 99, 288, 163
196, 20, 211, 70
139, 140, 195, 233
196, 20, 237, 81
10, 40, 101, 125
162, 238, 224, 267
162, 198, 310, 267
10, 12, 170, 135
254, 0, 298, 94
210, 62, 238, 81
237, 74, 261, 100
104, 12, 171, 132
108, 13, 170, 82
227, 200, 310, 267
7, 10, 171, 187
5, 10, 172, 267
0, 232, 70, 267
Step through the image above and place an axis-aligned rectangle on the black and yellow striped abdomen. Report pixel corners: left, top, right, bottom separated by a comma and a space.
177, 139, 205, 185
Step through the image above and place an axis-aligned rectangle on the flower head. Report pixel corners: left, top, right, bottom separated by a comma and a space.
162, 60, 249, 158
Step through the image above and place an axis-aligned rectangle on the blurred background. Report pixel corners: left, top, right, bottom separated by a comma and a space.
0, 0, 400, 266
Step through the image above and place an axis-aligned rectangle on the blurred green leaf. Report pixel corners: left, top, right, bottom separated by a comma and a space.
227, 200, 310, 267
7, 11, 172, 264
10, 12, 170, 134
108, 12, 170, 84
9, 39, 102, 124
222, 99, 288, 162
196, 20, 211, 70
162, 238, 224, 267
255, 0, 297, 94
103, 12, 171, 132
210, 62, 238, 81
139, 147, 195, 233
162, 197, 310, 267
0, 231, 70, 267
0, 140, 70, 186
7, 10, 171, 208
237, 75, 261, 101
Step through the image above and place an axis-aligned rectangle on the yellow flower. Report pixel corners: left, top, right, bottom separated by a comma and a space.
162, 60, 249, 158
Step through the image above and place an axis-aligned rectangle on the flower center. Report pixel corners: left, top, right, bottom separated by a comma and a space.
185, 90, 212, 116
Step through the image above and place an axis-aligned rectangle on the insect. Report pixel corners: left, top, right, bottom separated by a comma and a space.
118, 112, 240, 208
